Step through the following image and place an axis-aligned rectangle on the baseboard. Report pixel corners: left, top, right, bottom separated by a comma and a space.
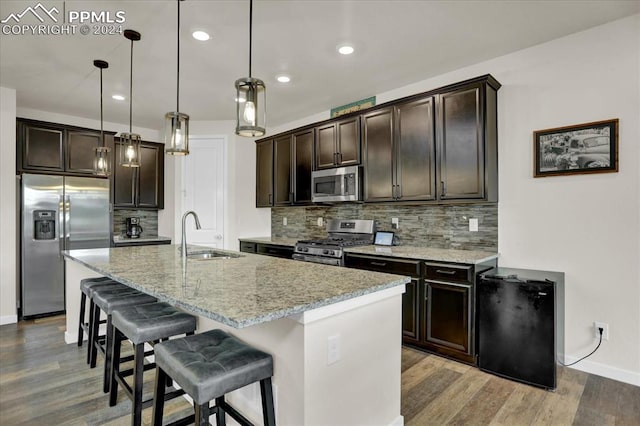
0, 315, 18, 325
389, 415, 404, 426
64, 331, 80, 345
566, 355, 640, 386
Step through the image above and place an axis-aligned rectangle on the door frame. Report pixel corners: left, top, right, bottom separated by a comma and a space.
174, 135, 229, 249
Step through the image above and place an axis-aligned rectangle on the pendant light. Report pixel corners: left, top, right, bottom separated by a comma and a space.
235, 0, 266, 137
93, 59, 111, 176
119, 29, 142, 167
165, 0, 190, 155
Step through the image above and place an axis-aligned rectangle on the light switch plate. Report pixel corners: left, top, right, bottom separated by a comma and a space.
283, 217, 287, 226
469, 218, 479, 232
391, 218, 399, 229
327, 334, 341, 365
317, 217, 324, 227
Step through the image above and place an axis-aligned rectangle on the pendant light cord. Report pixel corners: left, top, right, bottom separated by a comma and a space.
99, 68, 104, 142
129, 38, 134, 133
177, 0, 180, 113
248, 0, 252, 78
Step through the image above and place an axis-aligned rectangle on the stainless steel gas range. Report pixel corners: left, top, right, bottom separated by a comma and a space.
293, 219, 375, 266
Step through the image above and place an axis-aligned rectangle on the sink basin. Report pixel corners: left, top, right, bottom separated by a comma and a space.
186, 250, 243, 260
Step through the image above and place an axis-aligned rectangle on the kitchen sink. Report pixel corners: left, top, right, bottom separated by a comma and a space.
187, 250, 243, 260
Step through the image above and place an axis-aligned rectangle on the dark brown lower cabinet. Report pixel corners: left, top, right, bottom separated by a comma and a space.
402, 278, 420, 342
425, 280, 471, 358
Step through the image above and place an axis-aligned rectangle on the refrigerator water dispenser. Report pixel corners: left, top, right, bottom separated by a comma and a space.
33, 210, 56, 240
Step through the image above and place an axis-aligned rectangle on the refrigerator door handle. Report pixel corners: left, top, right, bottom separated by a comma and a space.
58, 195, 65, 257
64, 194, 71, 251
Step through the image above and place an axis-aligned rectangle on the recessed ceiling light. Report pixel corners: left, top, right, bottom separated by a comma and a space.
192, 31, 210, 41
112, 94, 125, 101
276, 75, 291, 83
337, 44, 354, 55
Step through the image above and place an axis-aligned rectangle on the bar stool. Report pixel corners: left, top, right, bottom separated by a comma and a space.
152, 329, 276, 426
78, 277, 121, 360
108, 302, 196, 426
91, 287, 157, 392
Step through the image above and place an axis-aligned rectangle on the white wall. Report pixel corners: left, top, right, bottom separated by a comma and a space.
0, 87, 18, 324
271, 15, 640, 384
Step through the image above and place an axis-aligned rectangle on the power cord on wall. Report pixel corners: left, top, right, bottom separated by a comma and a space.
559, 327, 604, 367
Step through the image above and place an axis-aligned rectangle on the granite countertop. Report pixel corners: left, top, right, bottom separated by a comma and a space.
63, 245, 409, 328
239, 237, 298, 247
344, 245, 498, 264
113, 235, 172, 245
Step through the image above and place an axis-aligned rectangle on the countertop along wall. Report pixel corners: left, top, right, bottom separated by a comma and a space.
266, 15, 640, 385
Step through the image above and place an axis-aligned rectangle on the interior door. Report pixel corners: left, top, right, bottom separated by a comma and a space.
182, 137, 226, 248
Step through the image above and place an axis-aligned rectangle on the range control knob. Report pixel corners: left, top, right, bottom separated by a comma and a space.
323, 249, 329, 255
303, 247, 309, 252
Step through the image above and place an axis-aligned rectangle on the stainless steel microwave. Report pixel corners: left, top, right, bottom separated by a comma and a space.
311, 166, 361, 202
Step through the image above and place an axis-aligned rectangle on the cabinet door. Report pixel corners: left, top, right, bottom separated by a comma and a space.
21, 123, 64, 171
273, 135, 292, 206
438, 85, 485, 200
292, 128, 314, 204
396, 98, 436, 201
256, 140, 274, 207
425, 280, 471, 354
113, 142, 136, 207
137, 143, 163, 208
66, 130, 102, 174
403, 278, 420, 342
336, 117, 360, 166
315, 123, 337, 169
362, 108, 394, 202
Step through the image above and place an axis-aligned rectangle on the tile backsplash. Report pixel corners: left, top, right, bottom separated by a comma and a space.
112, 209, 159, 237
271, 203, 498, 252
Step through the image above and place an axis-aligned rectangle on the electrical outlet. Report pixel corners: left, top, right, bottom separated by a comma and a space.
327, 334, 341, 365
317, 217, 324, 227
283, 217, 287, 226
469, 218, 479, 232
594, 322, 609, 340
391, 217, 399, 230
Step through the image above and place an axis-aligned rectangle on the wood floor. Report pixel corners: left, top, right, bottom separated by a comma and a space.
1, 316, 639, 425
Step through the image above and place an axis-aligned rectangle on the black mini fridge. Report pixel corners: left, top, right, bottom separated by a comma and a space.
477, 268, 564, 390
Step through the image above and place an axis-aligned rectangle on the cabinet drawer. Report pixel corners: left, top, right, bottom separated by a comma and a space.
257, 244, 294, 259
425, 263, 472, 283
344, 254, 421, 277
240, 241, 257, 253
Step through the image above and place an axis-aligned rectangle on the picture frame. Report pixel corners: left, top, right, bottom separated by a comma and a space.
533, 118, 619, 177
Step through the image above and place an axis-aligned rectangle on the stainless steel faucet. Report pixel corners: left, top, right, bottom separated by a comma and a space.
181, 211, 201, 266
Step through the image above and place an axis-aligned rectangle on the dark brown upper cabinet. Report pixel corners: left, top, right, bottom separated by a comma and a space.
17, 118, 114, 176
256, 139, 274, 207
363, 97, 436, 202
314, 116, 360, 169
112, 140, 164, 209
255, 128, 315, 208
436, 80, 498, 202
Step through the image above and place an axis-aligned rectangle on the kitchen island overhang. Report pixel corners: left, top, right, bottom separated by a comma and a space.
63, 245, 410, 426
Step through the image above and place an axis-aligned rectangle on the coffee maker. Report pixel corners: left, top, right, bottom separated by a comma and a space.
125, 217, 143, 239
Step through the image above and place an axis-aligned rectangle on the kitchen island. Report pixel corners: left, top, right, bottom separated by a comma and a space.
63, 244, 410, 426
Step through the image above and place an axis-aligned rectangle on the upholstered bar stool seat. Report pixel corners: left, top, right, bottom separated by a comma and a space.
90, 286, 157, 393
109, 302, 197, 426
152, 329, 276, 426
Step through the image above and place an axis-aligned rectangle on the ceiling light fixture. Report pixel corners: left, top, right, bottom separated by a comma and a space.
338, 44, 355, 55
93, 59, 111, 177
276, 75, 291, 83
112, 94, 125, 101
235, 0, 266, 137
119, 29, 142, 167
192, 30, 210, 41
165, 0, 190, 155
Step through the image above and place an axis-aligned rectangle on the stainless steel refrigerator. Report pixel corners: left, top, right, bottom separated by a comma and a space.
21, 173, 110, 317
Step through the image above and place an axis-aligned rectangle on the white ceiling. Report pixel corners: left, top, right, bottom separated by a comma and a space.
1, 1, 638, 132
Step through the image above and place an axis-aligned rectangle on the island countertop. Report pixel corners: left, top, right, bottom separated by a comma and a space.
63, 245, 410, 328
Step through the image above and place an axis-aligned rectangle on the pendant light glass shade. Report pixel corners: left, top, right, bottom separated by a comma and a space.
93, 59, 111, 176
235, 0, 266, 137
165, 0, 190, 155
119, 29, 142, 167
235, 77, 266, 137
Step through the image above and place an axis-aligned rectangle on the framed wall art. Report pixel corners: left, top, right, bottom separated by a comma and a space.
533, 118, 619, 177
